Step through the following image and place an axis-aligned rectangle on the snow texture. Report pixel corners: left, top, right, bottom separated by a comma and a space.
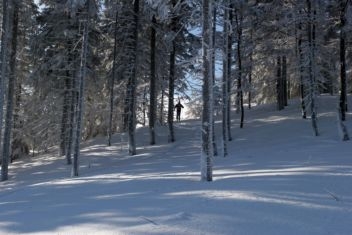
0, 95, 352, 235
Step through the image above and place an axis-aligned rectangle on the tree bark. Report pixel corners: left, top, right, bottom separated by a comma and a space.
168, 0, 177, 143
277, 56, 283, 110
307, 0, 319, 136
297, 14, 307, 119
1, 0, 15, 181
108, 7, 119, 146
222, 6, 229, 157
212, 5, 217, 156
227, 4, 233, 141
339, 0, 348, 121
149, 16, 157, 145
72, 1, 90, 176
235, 8, 244, 128
126, 0, 139, 155
282, 55, 288, 106
201, 0, 214, 182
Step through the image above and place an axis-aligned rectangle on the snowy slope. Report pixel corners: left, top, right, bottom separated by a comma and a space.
0, 95, 351, 235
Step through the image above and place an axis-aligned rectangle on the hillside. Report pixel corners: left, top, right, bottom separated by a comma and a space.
0, 95, 351, 235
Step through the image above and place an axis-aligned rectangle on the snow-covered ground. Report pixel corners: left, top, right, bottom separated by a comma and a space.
1, 95, 352, 235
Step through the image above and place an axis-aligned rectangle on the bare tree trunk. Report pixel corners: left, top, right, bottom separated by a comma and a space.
227, 4, 233, 141
108, 7, 119, 146
212, 5, 217, 156
149, 16, 157, 145
201, 0, 214, 182
65, 74, 76, 165
142, 87, 147, 126
282, 55, 288, 106
276, 56, 284, 110
168, 0, 177, 143
222, 5, 229, 157
126, 0, 139, 155
307, 0, 318, 136
235, 9, 244, 128
1, 0, 15, 181
72, 1, 90, 176
60, 76, 70, 156
339, 0, 348, 121
159, 76, 165, 125
297, 14, 307, 119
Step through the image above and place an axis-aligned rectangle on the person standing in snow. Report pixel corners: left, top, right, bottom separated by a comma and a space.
174, 101, 184, 121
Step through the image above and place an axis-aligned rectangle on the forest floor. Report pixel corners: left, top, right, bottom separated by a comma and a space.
0, 95, 352, 235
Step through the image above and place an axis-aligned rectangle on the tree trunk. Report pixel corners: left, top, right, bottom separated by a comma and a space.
65, 74, 76, 165
227, 4, 233, 141
126, 0, 139, 155
1, 0, 15, 181
108, 7, 119, 146
168, 0, 177, 143
307, 0, 318, 136
149, 16, 157, 145
60, 76, 70, 156
222, 6, 229, 157
212, 5, 217, 156
159, 76, 165, 125
72, 1, 90, 176
277, 56, 283, 110
142, 87, 147, 126
235, 9, 244, 128
339, 0, 348, 121
201, 0, 214, 182
297, 15, 306, 119
282, 55, 288, 106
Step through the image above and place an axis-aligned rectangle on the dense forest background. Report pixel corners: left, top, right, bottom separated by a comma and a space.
0, 0, 351, 181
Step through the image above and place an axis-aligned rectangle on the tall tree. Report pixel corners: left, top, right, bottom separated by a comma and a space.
149, 15, 157, 145
222, 4, 229, 157
306, 0, 319, 136
339, 0, 349, 121
296, 9, 307, 118
167, 0, 177, 143
1, 0, 16, 181
227, 3, 233, 141
234, 4, 244, 128
107, 5, 119, 147
201, 0, 214, 182
72, 0, 91, 176
126, 0, 139, 155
